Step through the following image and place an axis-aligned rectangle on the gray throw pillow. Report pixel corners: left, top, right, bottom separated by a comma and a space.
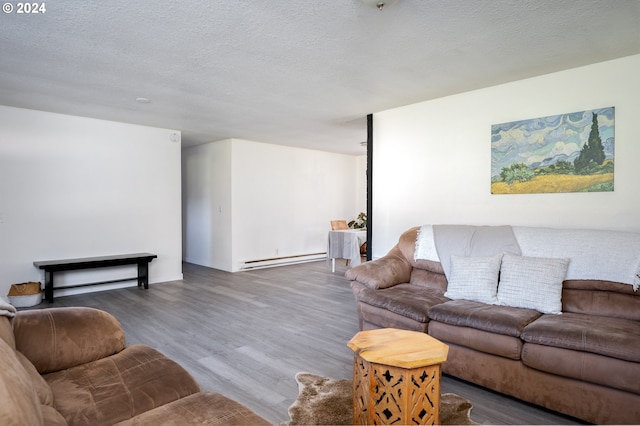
497, 253, 569, 314
444, 253, 503, 304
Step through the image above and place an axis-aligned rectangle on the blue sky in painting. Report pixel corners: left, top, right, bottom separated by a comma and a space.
491, 107, 615, 178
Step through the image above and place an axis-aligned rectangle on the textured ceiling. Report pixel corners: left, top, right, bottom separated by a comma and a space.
1, 0, 639, 155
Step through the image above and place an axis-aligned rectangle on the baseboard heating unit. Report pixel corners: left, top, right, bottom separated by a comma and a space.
239, 252, 326, 270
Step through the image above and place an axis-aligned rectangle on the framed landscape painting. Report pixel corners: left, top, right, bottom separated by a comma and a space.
491, 107, 615, 194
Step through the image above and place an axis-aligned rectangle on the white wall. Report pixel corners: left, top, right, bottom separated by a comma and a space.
372, 54, 640, 258
183, 138, 362, 272
0, 106, 183, 298
355, 154, 367, 217
182, 139, 232, 270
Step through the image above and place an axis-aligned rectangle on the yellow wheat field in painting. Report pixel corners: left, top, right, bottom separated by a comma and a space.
491, 173, 613, 194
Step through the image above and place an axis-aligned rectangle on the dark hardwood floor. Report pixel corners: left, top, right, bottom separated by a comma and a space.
42, 260, 584, 425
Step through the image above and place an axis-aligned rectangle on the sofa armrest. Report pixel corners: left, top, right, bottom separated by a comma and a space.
345, 245, 412, 289
13, 307, 126, 374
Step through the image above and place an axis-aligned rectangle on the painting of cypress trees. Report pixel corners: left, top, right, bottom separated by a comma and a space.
491, 107, 614, 194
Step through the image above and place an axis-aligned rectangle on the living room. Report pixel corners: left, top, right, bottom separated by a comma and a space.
1, 1, 640, 425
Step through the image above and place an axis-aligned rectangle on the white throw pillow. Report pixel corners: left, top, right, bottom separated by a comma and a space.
444, 253, 503, 304
497, 253, 569, 314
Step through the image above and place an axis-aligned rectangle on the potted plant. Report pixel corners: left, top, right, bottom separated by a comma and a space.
348, 212, 367, 229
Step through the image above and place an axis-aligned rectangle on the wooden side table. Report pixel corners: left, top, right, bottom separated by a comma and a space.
348, 328, 449, 425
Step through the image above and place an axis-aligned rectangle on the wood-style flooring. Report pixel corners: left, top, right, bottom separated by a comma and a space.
42, 260, 585, 425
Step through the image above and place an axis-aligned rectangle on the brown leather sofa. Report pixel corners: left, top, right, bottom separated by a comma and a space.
0, 306, 270, 426
347, 226, 640, 424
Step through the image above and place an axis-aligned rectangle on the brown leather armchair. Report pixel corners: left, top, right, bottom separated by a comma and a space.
1, 307, 269, 426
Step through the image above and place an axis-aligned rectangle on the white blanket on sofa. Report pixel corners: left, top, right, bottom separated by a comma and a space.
415, 225, 640, 290
418, 225, 521, 280
0, 298, 17, 319
513, 226, 640, 291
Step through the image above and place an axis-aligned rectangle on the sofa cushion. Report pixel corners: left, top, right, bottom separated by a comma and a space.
562, 279, 640, 321
522, 343, 640, 394
444, 253, 502, 304
497, 253, 569, 314
112, 392, 270, 425
44, 344, 201, 426
521, 312, 640, 362
409, 268, 447, 292
41, 405, 68, 426
359, 301, 429, 332
428, 300, 541, 337
14, 307, 126, 374
0, 337, 44, 426
15, 350, 54, 406
429, 321, 523, 360
357, 284, 448, 323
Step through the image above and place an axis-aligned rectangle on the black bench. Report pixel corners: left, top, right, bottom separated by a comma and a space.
34, 253, 157, 303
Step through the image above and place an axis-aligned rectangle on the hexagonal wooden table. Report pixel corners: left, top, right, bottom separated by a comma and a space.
348, 328, 449, 425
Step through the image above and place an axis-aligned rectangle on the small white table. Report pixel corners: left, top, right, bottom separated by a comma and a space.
327, 229, 367, 272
